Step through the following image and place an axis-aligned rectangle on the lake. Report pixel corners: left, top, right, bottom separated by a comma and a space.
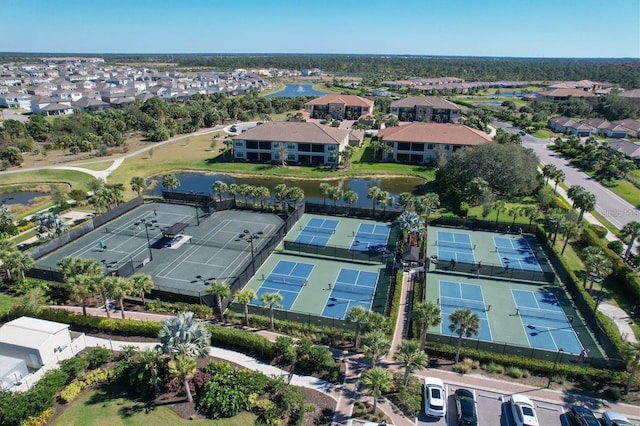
146, 173, 425, 209
266, 84, 327, 98
0, 191, 48, 206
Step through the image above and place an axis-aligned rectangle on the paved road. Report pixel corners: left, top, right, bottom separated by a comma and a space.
0, 108, 30, 123
494, 120, 639, 230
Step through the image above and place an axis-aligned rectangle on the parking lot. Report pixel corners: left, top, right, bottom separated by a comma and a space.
415, 381, 579, 426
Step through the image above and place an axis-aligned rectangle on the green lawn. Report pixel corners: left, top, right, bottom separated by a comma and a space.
52, 384, 257, 426
0, 292, 17, 316
0, 170, 95, 193
610, 178, 640, 207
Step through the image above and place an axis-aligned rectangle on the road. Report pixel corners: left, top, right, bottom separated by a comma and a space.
493, 120, 639, 230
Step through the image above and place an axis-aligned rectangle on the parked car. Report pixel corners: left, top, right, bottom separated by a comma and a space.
568, 405, 599, 426
423, 377, 446, 417
519, 130, 527, 136
230, 125, 237, 132
453, 388, 478, 426
510, 394, 538, 426
602, 411, 634, 426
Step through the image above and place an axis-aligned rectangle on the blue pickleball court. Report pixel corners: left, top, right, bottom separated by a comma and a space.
494, 236, 542, 272
437, 231, 476, 264
350, 223, 390, 252
251, 260, 315, 310
295, 217, 339, 247
322, 268, 378, 319
439, 280, 492, 341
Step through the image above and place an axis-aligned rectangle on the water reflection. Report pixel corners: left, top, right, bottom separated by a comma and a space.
146, 173, 425, 209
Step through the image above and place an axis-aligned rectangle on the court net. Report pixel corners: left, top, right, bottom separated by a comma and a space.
440, 296, 486, 312
104, 227, 161, 239
263, 274, 307, 288
518, 307, 568, 323
332, 283, 374, 297
437, 240, 473, 250
301, 226, 336, 235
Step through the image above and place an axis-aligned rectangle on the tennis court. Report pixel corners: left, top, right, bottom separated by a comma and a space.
439, 280, 492, 341
494, 236, 542, 272
350, 223, 390, 252
251, 260, 314, 310
436, 230, 475, 263
512, 289, 583, 353
295, 217, 339, 247
322, 268, 378, 319
34, 204, 284, 298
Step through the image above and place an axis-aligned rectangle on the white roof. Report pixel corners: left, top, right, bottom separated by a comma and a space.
0, 317, 69, 349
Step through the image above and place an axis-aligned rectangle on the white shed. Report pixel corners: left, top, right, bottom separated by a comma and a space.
0, 317, 72, 369
0, 355, 29, 390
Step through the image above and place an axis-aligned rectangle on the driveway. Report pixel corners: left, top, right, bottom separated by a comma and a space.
493, 120, 639, 230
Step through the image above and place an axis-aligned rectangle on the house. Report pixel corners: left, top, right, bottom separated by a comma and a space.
389, 96, 460, 123
607, 140, 640, 160
548, 117, 594, 137
304, 94, 374, 120
378, 122, 492, 163
0, 92, 31, 109
30, 97, 74, 116
536, 89, 597, 102
72, 97, 109, 111
612, 119, 640, 137
232, 121, 350, 165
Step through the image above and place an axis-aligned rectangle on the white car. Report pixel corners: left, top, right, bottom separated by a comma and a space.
510, 394, 538, 426
602, 411, 634, 426
423, 377, 446, 417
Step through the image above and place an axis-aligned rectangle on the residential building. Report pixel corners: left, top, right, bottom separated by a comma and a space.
303, 94, 374, 120
30, 96, 74, 116
548, 117, 594, 137
550, 117, 629, 138
389, 96, 460, 123
612, 119, 640, 137
378, 122, 492, 163
232, 121, 350, 165
536, 88, 597, 102
0, 92, 31, 109
608, 139, 640, 160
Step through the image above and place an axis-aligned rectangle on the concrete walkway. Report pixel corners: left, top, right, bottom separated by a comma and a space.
598, 302, 638, 343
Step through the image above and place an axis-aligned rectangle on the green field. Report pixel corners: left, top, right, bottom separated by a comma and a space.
0, 292, 16, 315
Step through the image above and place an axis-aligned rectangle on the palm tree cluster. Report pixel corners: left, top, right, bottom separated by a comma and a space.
0, 239, 34, 282
56, 257, 154, 318
366, 186, 396, 217
541, 164, 565, 194
567, 185, 596, 220
89, 183, 125, 214
318, 182, 358, 211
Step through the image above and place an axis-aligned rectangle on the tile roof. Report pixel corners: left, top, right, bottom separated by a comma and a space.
304, 94, 374, 108
608, 140, 640, 158
539, 88, 597, 98
233, 121, 349, 144
390, 96, 460, 110
612, 118, 640, 132
378, 123, 492, 145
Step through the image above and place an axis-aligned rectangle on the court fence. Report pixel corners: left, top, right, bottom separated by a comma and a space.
431, 216, 538, 234
425, 332, 625, 370
283, 240, 392, 264
432, 258, 556, 283
29, 221, 95, 261
229, 304, 356, 330
161, 191, 214, 205
92, 197, 144, 228
305, 202, 401, 221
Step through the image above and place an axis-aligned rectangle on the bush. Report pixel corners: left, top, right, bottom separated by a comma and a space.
20, 408, 53, 426
60, 368, 115, 403
589, 224, 609, 239
207, 324, 275, 360
83, 346, 113, 369
59, 356, 90, 378
607, 240, 624, 255
505, 366, 528, 379
483, 363, 505, 374
452, 363, 472, 374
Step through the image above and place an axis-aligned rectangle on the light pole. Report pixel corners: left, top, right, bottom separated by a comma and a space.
140, 219, 153, 261
593, 290, 605, 315
588, 273, 603, 295
548, 348, 564, 387
244, 230, 260, 274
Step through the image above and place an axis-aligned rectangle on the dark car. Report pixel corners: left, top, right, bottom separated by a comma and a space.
453, 388, 478, 426
568, 405, 600, 426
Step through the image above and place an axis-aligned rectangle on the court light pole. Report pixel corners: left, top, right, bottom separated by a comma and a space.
141, 219, 153, 261
245, 231, 260, 274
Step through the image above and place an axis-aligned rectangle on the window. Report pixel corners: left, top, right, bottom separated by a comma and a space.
234, 141, 244, 147
287, 154, 295, 161
427, 144, 434, 150
398, 142, 410, 151
287, 143, 296, 150
235, 151, 245, 158
246, 141, 258, 149
327, 145, 337, 151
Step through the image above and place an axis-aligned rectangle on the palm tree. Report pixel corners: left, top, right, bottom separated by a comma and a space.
376, 190, 394, 215
342, 189, 358, 214
285, 186, 305, 208
4, 251, 33, 281
103, 275, 132, 319
361, 329, 391, 367
129, 273, 154, 305
327, 186, 343, 211
567, 185, 586, 209
507, 206, 522, 228
274, 184, 288, 211
396, 211, 424, 244
222, 139, 234, 161
319, 183, 331, 207
361, 367, 393, 413
559, 219, 580, 255
139, 348, 166, 395
89, 191, 108, 213
57, 258, 103, 315
212, 180, 228, 202
398, 192, 415, 212
158, 311, 211, 359
542, 164, 557, 185
168, 354, 197, 403
261, 292, 283, 329
235, 289, 257, 326
448, 308, 481, 363
130, 176, 145, 196
574, 191, 596, 221
208, 281, 230, 322
582, 246, 612, 293
493, 200, 506, 225
367, 186, 381, 216
522, 205, 540, 227
621, 342, 640, 395
254, 186, 270, 209
413, 301, 442, 351
162, 174, 180, 191
545, 208, 565, 244
228, 183, 240, 203
394, 339, 428, 385
415, 193, 440, 227
346, 306, 368, 348
369, 139, 384, 162
67, 274, 100, 316
553, 169, 565, 194
340, 145, 355, 168
620, 221, 640, 261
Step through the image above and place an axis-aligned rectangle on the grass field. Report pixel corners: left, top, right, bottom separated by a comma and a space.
0, 170, 95, 193
52, 384, 256, 426
610, 178, 640, 207
0, 292, 16, 315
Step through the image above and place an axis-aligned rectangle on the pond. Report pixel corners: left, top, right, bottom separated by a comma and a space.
145, 173, 425, 209
266, 84, 328, 98
0, 191, 48, 206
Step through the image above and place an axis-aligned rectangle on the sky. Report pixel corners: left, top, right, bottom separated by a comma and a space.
1, 0, 639, 58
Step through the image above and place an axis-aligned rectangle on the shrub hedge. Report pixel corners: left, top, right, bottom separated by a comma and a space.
386, 270, 404, 338
207, 324, 275, 360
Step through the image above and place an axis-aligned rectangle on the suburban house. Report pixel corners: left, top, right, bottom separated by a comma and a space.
607, 139, 640, 160
0, 92, 31, 109
389, 96, 460, 123
612, 119, 640, 137
232, 121, 350, 165
303, 94, 374, 120
549, 116, 630, 138
378, 122, 492, 163
0, 317, 86, 391
536, 88, 597, 102
30, 97, 74, 116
